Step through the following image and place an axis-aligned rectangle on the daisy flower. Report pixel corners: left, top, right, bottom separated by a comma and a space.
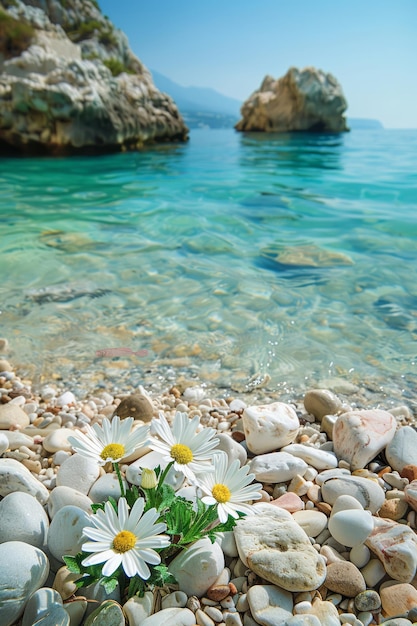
198, 451, 262, 523
81, 496, 169, 578
67, 415, 149, 465
147, 411, 219, 483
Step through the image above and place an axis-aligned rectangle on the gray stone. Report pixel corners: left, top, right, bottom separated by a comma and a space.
88, 473, 124, 503
22, 587, 69, 626
0, 491, 49, 547
48, 485, 93, 518
321, 474, 385, 513
0, 458, 49, 504
47, 505, 90, 562
84, 600, 124, 626
304, 389, 343, 420
247, 584, 293, 626
0, 541, 49, 626
63, 599, 87, 626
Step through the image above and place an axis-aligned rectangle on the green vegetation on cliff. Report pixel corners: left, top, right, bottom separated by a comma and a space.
0, 9, 34, 58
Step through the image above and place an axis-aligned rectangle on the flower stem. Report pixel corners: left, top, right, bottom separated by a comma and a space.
113, 462, 126, 498
157, 461, 174, 490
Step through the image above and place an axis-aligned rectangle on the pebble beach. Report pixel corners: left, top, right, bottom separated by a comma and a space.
1, 342, 417, 626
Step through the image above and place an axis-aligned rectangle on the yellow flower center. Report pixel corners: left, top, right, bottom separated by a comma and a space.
212, 483, 231, 503
112, 530, 136, 553
170, 443, 193, 464
100, 443, 125, 461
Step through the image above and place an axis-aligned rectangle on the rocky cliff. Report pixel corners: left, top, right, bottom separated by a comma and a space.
236, 67, 348, 133
0, 0, 188, 154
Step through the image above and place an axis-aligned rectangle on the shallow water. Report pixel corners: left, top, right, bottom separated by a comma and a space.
0, 129, 416, 401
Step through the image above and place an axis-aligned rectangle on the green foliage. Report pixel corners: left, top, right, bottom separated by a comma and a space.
0, 9, 34, 58
63, 552, 120, 593
103, 57, 133, 77
67, 17, 116, 47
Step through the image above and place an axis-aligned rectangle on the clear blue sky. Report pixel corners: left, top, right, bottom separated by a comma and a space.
99, 0, 417, 129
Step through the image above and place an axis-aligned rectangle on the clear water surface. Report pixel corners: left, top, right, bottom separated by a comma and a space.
0, 129, 416, 402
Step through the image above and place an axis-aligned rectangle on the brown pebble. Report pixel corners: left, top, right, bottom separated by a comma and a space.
112, 394, 154, 422
380, 582, 417, 617
316, 502, 332, 516
206, 584, 231, 602
169, 386, 181, 398
229, 582, 237, 595
231, 430, 245, 443
325, 561, 366, 597
378, 498, 409, 521
400, 464, 417, 482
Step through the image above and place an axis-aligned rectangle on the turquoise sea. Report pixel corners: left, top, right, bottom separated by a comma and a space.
1, 129, 416, 403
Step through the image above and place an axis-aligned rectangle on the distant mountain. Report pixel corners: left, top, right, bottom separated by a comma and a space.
347, 118, 384, 130
151, 70, 241, 128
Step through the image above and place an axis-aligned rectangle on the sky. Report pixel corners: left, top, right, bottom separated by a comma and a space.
98, 0, 417, 129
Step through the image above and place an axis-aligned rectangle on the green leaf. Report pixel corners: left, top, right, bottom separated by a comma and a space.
125, 484, 140, 508
107, 496, 119, 513
150, 563, 177, 587
101, 576, 119, 594
63, 555, 81, 574
157, 483, 175, 510
91, 502, 106, 513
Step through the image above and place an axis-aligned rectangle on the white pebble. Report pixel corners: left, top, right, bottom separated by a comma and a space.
349, 544, 370, 569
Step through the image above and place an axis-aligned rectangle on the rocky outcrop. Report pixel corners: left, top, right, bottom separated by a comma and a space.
236, 67, 348, 133
0, 0, 188, 154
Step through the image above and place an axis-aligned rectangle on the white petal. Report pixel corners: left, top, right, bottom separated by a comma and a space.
102, 553, 123, 577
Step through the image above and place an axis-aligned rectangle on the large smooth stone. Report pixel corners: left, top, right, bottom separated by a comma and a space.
247, 584, 293, 625
292, 510, 328, 538
234, 503, 326, 592
22, 587, 69, 626
47, 505, 90, 562
365, 517, 417, 582
281, 443, 338, 470
333, 409, 396, 470
328, 510, 374, 547
215, 432, 247, 466
304, 389, 343, 421
84, 600, 124, 626
0, 403, 30, 429
64, 599, 87, 626
88, 473, 124, 503
309, 597, 341, 626
0, 492, 49, 547
248, 451, 307, 483
56, 453, 100, 495
123, 592, 154, 625
324, 561, 366, 597
0, 541, 49, 626
43, 428, 75, 453
2, 431, 35, 450
48, 485, 93, 519
242, 402, 300, 454
380, 583, 417, 617
321, 474, 385, 513
168, 537, 224, 597
386, 426, 417, 472
0, 458, 49, 504
0, 432, 8, 454
140, 607, 196, 626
